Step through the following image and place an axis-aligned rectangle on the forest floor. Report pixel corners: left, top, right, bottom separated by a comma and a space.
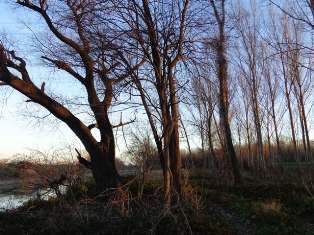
0, 165, 314, 234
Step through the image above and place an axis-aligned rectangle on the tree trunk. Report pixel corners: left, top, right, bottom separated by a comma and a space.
282, 63, 301, 173
278, 17, 301, 173
79, 113, 121, 191
211, 0, 242, 185
266, 112, 272, 167
218, 50, 242, 184
180, 117, 194, 168
168, 69, 182, 196
163, 120, 172, 209
133, 78, 166, 175
208, 115, 218, 170
90, 151, 120, 191
169, 108, 182, 196
266, 70, 283, 170
217, 31, 242, 185
252, 94, 266, 172
292, 59, 312, 164
245, 115, 253, 169
237, 120, 243, 170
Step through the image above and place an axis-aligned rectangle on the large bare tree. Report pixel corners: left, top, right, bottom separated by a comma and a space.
0, 0, 139, 191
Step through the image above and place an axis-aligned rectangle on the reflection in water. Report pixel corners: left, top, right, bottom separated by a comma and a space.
0, 186, 67, 211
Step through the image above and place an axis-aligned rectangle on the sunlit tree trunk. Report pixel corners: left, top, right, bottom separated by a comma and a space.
169, 69, 182, 196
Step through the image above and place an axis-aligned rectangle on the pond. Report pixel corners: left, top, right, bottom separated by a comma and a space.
0, 186, 68, 211
0, 194, 32, 211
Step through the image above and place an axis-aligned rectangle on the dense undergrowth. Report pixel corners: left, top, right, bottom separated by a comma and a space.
0, 170, 314, 235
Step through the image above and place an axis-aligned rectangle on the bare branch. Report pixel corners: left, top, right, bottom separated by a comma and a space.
88, 112, 136, 130
112, 113, 136, 129
41, 56, 85, 84
75, 148, 92, 170
269, 0, 314, 29
40, 82, 45, 93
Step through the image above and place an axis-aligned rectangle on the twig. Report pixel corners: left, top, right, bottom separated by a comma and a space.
180, 203, 193, 235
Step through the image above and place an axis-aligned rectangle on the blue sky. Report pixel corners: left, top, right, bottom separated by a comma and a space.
0, 2, 130, 161
0, 2, 83, 160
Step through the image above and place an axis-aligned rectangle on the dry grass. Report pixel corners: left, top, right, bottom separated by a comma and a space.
259, 200, 282, 213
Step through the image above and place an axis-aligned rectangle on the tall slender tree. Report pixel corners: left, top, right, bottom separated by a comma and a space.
209, 0, 242, 184
233, 1, 266, 171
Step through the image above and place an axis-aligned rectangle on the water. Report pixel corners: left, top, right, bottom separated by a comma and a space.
0, 186, 68, 211
0, 194, 32, 211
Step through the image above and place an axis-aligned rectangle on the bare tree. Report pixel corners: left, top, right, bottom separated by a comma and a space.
233, 0, 266, 172
126, 124, 158, 200
286, 24, 313, 164
236, 71, 255, 169
269, 0, 314, 166
113, 0, 195, 207
267, 12, 302, 171
0, 1, 140, 191
190, 65, 219, 171
260, 45, 284, 169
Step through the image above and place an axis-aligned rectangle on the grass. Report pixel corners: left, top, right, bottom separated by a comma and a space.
267, 162, 309, 170
207, 183, 314, 234
0, 169, 314, 234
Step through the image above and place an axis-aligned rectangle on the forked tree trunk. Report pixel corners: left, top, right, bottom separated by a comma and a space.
265, 67, 283, 170
79, 120, 121, 191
